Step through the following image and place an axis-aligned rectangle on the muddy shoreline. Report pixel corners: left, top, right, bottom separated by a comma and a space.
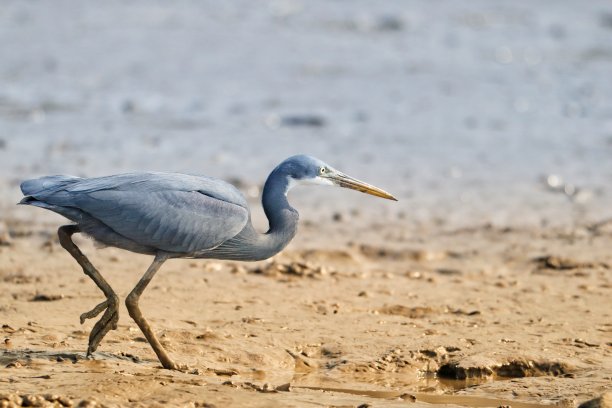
1, 220, 610, 407
2, 0, 612, 405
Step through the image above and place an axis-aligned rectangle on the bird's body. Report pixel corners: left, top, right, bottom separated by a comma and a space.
19, 155, 395, 370
21, 171, 295, 261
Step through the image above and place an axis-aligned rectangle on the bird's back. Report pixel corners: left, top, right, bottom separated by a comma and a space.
20, 172, 250, 256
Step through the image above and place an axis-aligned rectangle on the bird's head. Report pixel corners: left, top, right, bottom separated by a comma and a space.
275, 155, 397, 201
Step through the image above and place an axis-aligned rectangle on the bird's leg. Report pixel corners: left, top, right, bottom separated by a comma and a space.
57, 225, 119, 356
125, 254, 180, 370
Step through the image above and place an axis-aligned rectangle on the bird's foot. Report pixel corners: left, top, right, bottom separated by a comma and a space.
81, 294, 119, 356
159, 358, 189, 372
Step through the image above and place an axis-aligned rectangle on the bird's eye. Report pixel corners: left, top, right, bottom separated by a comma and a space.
319, 167, 326, 175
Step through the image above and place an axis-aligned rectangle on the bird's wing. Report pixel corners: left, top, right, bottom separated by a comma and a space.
58, 173, 249, 254
65, 172, 249, 209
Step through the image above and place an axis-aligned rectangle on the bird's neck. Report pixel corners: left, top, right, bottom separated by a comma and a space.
259, 169, 299, 256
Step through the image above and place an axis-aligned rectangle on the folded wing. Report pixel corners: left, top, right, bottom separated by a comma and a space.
21, 173, 250, 254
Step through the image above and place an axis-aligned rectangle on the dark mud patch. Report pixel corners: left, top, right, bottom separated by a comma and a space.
358, 244, 449, 262
532, 255, 609, 271
578, 392, 612, 408
438, 357, 573, 380
30, 293, 65, 302
0, 349, 146, 367
249, 261, 336, 280
378, 304, 480, 318
378, 304, 437, 318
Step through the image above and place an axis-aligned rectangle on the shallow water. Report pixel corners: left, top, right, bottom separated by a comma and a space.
295, 386, 569, 408
0, 348, 570, 407
1, 0, 612, 227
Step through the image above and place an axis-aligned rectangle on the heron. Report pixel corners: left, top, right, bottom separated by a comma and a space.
19, 155, 396, 370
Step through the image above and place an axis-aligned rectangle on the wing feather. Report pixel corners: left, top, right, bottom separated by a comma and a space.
75, 189, 248, 254
23, 172, 250, 254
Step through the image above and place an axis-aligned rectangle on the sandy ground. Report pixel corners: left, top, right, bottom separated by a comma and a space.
1, 1, 612, 406
1, 217, 610, 407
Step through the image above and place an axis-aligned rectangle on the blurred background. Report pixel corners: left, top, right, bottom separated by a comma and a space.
1, 0, 612, 228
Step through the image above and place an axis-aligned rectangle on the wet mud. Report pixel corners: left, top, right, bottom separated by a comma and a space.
1, 222, 610, 407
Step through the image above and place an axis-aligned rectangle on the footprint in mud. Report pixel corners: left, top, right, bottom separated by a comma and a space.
377, 304, 481, 319
377, 304, 437, 318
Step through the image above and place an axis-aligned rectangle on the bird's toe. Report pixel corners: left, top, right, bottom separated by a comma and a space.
80, 299, 110, 324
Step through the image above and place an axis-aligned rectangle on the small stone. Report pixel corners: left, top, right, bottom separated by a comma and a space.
436, 268, 462, 276
275, 383, 291, 392
77, 398, 100, 408
194, 402, 217, 408
22, 394, 47, 406
399, 393, 416, 402
58, 396, 73, 407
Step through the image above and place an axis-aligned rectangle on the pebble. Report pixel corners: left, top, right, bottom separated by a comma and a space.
399, 393, 416, 402
275, 383, 291, 392
0, 393, 73, 407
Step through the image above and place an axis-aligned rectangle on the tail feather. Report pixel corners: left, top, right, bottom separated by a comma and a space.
20, 175, 80, 196
19, 177, 86, 222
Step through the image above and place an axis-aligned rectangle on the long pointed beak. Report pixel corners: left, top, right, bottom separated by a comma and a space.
326, 170, 397, 201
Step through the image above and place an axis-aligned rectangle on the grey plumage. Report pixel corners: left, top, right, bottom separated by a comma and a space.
21, 172, 252, 257
19, 154, 396, 370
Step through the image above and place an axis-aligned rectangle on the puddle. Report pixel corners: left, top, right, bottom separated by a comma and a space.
287, 370, 573, 408
291, 371, 492, 393
294, 385, 568, 408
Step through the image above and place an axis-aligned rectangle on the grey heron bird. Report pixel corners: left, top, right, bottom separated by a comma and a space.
19, 155, 396, 370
